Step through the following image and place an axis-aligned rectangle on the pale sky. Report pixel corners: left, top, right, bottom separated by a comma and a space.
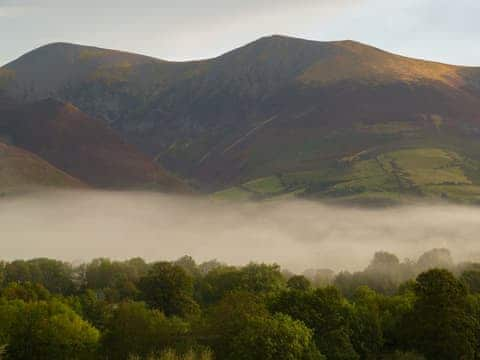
1, 0, 479, 66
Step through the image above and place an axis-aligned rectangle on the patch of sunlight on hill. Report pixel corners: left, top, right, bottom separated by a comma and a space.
0, 68, 15, 88
243, 176, 286, 194
90, 62, 133, 84
299, 41, 465, 88
212, 187, 254, 201
386, 148, 471, 186
213, 147, 480, 205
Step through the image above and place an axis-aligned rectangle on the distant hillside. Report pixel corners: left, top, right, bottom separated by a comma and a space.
3, 36, 480, 203
0, 94, 86, 194
0, 141, 85, 195
1, 43, 167, 99
0, 98, 189, 192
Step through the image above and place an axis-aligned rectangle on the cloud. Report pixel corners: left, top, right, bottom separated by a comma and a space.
0, 0, 365, 63
0, 5, 29, 17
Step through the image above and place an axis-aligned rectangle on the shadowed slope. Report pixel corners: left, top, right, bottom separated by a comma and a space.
0, 99, 189, 192
0, 141, 85, 194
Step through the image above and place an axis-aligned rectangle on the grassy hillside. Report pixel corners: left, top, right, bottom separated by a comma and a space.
214, 148, 480, 205
0, 142, 85, 195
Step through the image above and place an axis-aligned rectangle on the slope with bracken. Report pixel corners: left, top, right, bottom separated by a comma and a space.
3, 36, 480, 203
0, 93, 83, 193
0, 141, 85, 195
0, 98, 189, 192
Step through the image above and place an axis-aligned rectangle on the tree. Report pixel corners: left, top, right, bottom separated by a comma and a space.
77, 289, 110, 331
238, 263, 286, 294
84, 258, 148, 301
0, 299, 24, 346
377, 287, 415, 352
198, 260, 223, 275
461, 270, 480, 294
154, 348, 214, 360
303, 269, 335, 288
5, 299, 100, 359
206, 291, 270, 357
228, 313, 324, 360
4, 259, 76, 295
270, 287, 359, 360
174, 256, 200, 278
196, 266, 242, 304
197, 263, 285, 305
102, 301, 189, 360
1, 282, 50, 302
382, 351, 425, 360
206, 291, 322, 360
334, 252, 415, 297
403, 269, 479, 360
139, 262, 199, 317
350, 286, 384, 359
287, 275, 311, 291
415, 249, 454, 273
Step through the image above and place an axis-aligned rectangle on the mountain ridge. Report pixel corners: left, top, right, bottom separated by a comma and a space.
3, 36, 480, 203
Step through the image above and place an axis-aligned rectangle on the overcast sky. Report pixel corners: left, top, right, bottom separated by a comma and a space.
1, 0, 479, 66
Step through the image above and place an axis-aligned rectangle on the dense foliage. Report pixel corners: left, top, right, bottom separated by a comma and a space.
0, 249, 480, 359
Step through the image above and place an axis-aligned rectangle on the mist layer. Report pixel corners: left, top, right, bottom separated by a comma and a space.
1, 190, 479, 272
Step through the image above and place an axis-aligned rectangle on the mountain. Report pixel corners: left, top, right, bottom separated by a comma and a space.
0, 98, 189, 192
3, 35, 480, 203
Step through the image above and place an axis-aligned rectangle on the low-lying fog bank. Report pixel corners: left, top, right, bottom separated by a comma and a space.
1, 190, 480, 272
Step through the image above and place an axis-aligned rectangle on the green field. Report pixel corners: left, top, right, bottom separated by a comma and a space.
214, 147, 480, 205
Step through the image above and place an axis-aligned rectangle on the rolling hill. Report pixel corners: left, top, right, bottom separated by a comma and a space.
0, 141, 85, 195
0, 94, 85, 193
0, 98, 189, 192
3, 35, 480, 203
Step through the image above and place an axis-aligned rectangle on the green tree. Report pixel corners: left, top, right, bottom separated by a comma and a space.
206, 291, 270, 357
174, 256, 200, 278
271, 287, 359, 360
376, 287, 415, 352
84, 258, 148, 301
206, 291, 322, 359
5, 299, 100, 359
77, 289, 110, 331
403, 269, 479, 360
197, 263, 285, 305
350, 286, 384, 359
4, 259, 75, 295
228, 313, 324, 360
382, 351, 426, 360
0, 299, 24, 346
102, 301, 190, 359
1, 282, 50, 302
461, 270, 480, 294
287, 275, 311, 291
139, 262, 199, 317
